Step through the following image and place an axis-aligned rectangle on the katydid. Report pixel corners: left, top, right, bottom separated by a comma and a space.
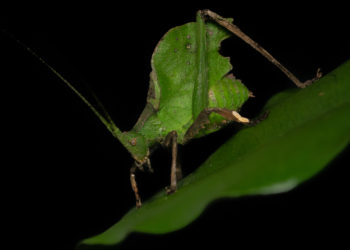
6, 10, 319, 208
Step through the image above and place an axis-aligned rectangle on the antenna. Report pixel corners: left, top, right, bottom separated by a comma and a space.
1, 29, 122, 137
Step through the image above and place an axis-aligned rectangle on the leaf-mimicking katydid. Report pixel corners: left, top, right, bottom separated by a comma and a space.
5, 10, 320, 207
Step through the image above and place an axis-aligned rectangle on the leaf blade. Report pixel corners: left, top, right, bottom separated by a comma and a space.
81, 60, 350, 247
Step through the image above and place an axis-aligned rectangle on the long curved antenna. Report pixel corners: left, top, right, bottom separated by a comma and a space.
2, 29, 123, 138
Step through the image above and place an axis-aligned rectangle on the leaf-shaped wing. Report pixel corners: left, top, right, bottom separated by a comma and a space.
135, 13, 237, 145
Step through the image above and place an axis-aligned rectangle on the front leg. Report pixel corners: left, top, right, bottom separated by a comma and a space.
164, 131, 180, 194
130, 162, 143, 208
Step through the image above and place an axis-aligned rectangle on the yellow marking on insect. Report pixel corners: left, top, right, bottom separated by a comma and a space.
232, 111, 250, 123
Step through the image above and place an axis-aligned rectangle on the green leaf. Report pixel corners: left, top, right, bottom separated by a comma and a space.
80, 60, 350, 247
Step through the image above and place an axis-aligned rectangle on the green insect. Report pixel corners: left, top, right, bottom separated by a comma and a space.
10, 10, 317, 207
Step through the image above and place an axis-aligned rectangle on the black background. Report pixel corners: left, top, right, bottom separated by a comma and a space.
1, 3, 349, 250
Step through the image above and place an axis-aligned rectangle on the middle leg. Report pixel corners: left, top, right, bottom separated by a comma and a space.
164, 131, 180, 194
